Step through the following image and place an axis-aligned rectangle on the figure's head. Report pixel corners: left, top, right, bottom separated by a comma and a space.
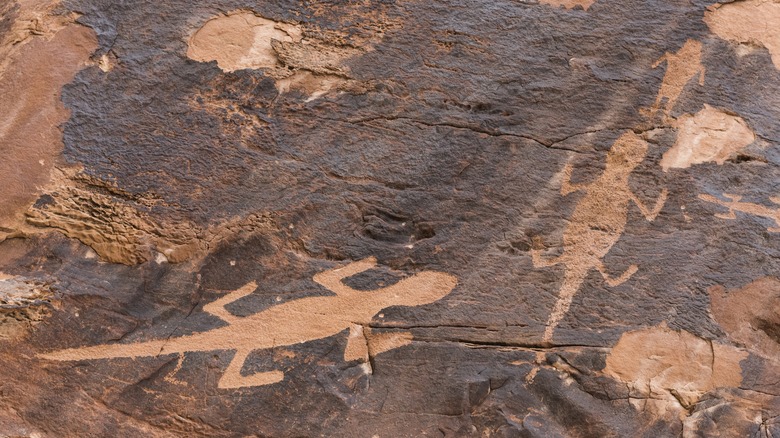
386, 272, 458, 307
606, 132, 648, 168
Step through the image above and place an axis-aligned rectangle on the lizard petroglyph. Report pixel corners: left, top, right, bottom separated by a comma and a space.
699, 193, 780, 232
532, 131, 668, 344
39, 257, 458, 388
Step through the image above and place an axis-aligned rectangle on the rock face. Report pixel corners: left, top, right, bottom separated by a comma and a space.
1, 0, 779, 436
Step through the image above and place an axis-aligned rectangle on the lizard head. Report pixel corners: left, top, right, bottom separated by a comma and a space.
386, 271, 458, 307
607, 131, 648, 169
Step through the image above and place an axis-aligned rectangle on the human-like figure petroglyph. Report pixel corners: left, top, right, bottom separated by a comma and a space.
647, 39, 705, 120
38, 257, 458, 388
699, 193, 780, 232
532, 132, 668, 344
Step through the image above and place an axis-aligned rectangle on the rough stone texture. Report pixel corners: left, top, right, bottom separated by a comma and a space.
1, 0, 779, 436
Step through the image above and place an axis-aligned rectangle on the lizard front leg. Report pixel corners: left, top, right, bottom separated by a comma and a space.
630, 188, 668, 222
203, 282, 258, 324
218, 349, 284, 389
313, 257, 377, 293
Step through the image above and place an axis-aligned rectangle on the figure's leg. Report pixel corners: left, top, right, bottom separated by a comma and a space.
202, 282, 257, 323
218, 349, 284, 389
596, 262, 638, 287
630, 188, 668, 222
312, 257, 377, 293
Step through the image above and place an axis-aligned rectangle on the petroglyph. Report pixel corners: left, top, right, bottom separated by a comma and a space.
699, 193, 780, 232
705, 0, 780, 70
646, 39, 705, 120
661, 104, 755, 171
605, 324, 747, 416
532, 132, 668, 344
187, 10, 363, 99
38, 258, 457, 388
538, 0, 595, 11
710, 277, 780, 360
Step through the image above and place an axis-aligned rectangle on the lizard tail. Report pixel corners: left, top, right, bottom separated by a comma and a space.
37, 338, 172, 362
542, 267, 587, 345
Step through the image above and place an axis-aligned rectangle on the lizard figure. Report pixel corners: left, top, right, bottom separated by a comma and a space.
39, 257, 458, 388
699, 193, 780, 232
532, 132, 668, 345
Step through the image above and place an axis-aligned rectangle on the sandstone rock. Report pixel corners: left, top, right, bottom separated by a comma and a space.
1, 0, 779, 436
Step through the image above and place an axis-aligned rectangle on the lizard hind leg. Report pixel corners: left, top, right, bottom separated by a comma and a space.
218, 349, 284, 389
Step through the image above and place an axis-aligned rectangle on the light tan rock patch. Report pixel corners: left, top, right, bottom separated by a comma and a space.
187, 11, 301, 72
605, 324, 747, 417
661, 104, 755, 171
0, 274, 55, 340
538, 0, 595, 10
186, 10, 367, 100
710, 277, 780, 361
705, 0, 780, 70
0, 3, 97, 240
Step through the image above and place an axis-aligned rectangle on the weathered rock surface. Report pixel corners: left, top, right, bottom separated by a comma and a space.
1, 0, 779, 436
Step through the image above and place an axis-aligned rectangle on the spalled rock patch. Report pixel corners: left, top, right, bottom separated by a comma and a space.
0, 273, 54, 340
682, 389, 780, 437
605, 324, 747, 416
187, 11, 301, 72
705, 0, 780, 70
661, 104, 756, 170
709, 277, 780, 360
24, 170, 276, 264
187, 10, 363, 99
0, 9, 97, 238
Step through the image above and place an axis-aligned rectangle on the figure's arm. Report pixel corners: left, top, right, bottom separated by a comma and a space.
560, 162, 586, 196
630, 188, 668, 221
651, 53, 668, 69
203, 281, 257, 323
312, 257, 377, 294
